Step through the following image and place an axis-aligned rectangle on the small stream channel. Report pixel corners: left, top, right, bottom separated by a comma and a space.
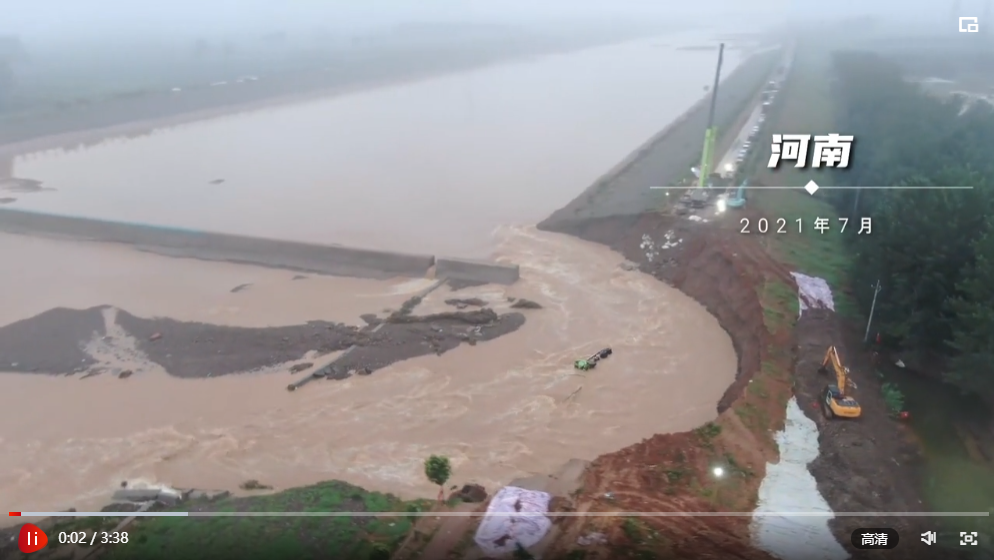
881, 366, 994, 551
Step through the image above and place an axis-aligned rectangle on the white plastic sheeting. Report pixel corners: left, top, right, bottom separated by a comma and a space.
791, 272, 835, 314
750, 273, 847, 560
751, 397, 848, 560
474, 486, 552, 556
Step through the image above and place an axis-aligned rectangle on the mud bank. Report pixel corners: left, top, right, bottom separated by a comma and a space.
0, 303, 524, 378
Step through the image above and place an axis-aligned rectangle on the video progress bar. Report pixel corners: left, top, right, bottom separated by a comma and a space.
10, 511, 990, 518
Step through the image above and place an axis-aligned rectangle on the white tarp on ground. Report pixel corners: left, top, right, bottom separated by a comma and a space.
751, 397, 848, 560
474, 486, 552, 557
791, 272, 835, 314
750, 273, 847, 560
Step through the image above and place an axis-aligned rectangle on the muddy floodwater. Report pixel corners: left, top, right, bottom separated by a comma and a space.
0, 31, 742, 517
5, 34, 741, 258
0, 227, 737, 516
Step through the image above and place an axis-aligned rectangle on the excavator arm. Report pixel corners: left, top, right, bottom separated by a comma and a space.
821, 346, 857, 394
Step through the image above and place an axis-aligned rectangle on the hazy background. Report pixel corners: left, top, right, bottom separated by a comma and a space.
3, 0, 983, 40
0, 0, 988, 130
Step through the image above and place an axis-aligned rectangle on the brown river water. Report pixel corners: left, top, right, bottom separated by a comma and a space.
0, 32, 740, 517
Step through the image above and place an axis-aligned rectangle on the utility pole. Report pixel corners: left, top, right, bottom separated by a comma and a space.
863, 279, 882, 343
697, 43, 725, 188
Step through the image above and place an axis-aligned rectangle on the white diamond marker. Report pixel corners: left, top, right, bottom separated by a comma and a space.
804, 181, 820, 195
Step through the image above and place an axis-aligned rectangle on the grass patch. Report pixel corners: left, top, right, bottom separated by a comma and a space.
664, 467, 688, 483
749, 46, 859, 319
758, 278, 799, 332
48, 481, 432, 560
694, 422, 722, 445
748, 378, 769, 398
723, 453, 755, 478
734, 400, 772, 433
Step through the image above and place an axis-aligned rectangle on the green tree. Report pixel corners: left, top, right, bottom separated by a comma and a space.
946, 216, 994, 398
822, 47, 994, 402
424, 455, 452, 503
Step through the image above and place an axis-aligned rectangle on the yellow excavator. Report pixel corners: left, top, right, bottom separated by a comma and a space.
817, 345, 861, 419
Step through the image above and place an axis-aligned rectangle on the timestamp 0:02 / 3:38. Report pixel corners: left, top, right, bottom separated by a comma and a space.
59, 531, 129, 545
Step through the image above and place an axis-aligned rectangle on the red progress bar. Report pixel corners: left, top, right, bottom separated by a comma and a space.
9, 512, 20, 516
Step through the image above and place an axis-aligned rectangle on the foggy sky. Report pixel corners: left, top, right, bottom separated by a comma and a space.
3, 0, 982, 44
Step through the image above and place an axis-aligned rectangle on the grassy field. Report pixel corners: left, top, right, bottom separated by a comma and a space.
41, 481, 432, 560
749, 44, 859, 318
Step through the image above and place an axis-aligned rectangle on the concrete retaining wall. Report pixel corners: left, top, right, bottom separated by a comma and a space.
0, 209, 451, 281
436, 257, 520, 285
0, 209, 523, 284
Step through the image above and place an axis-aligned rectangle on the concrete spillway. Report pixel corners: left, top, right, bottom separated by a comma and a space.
0, 208, 520, 284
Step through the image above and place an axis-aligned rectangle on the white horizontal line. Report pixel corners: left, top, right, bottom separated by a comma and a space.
15, 511, 988, 518
648, 186, 974, 190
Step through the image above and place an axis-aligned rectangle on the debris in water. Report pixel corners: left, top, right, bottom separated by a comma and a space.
509, 298, 542, 310
640, 233, 658, 262
240, 479, 272, 491
445, 297, 487, 309
289, 362, 313, 374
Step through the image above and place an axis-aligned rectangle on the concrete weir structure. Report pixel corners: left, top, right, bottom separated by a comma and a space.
0, 208, 520, 284
436, 257, 521, 285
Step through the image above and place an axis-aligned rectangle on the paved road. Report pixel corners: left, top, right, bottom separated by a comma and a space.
715, 104, 766, 178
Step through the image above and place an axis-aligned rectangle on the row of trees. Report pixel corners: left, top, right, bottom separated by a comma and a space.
823, 51, 994, 402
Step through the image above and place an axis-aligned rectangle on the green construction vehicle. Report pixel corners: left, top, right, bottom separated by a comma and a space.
574, 348, 613, 371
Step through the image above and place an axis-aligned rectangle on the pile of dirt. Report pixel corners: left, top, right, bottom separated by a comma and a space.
326, 309, 523, 380
0, 306, 107, 373
0, 304, 525, 378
